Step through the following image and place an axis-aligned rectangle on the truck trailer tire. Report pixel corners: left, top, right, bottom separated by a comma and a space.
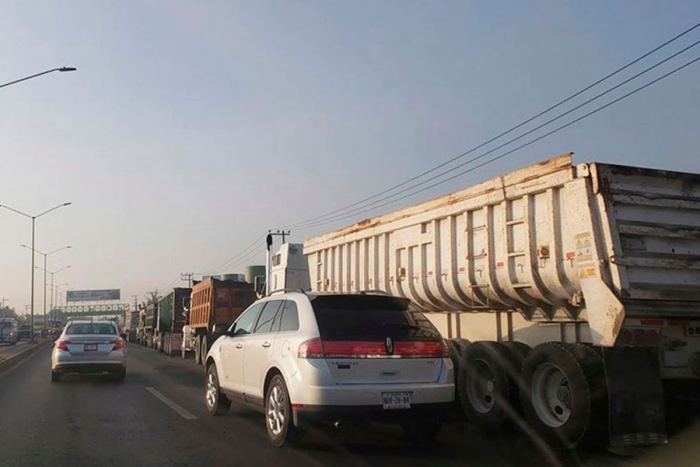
194, 335, 203, 365
458, 341, 521, 430
201, 335, 210, 364
520, 342, 607, 449
501, 341, 531, 361
446, 340, 464, 419
500, 341, 532, 414
451, 338, 471, 357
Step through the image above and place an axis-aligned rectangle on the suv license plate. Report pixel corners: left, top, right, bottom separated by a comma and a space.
382, 392, 411, 410
84, 344, 98, 351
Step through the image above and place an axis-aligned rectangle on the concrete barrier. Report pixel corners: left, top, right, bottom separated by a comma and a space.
0, 339, 50, 374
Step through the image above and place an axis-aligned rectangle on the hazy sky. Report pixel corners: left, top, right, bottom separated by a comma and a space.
1, 1, 699, 314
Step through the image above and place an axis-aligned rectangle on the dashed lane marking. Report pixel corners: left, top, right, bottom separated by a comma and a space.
146, 386, 198, 420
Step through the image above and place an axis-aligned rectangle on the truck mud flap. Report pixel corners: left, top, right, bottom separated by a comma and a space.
602, 347, 667, 446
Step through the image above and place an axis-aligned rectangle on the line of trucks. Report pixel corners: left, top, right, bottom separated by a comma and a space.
127, 154, 700, 449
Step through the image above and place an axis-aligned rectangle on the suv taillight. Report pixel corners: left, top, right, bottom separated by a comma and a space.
298, 338, 325, 358
112, 338, 125, 351
56, 340, 69, 351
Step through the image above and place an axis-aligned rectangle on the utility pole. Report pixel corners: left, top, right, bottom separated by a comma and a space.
1, 297, 7, 320
132, 295, 138, 311
180, 273, 194, 288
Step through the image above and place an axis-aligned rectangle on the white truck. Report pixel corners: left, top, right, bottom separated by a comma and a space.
0, 317, 18, 345
270, 153, 700, 449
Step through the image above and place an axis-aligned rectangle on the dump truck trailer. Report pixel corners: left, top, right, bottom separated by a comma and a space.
297, 154, 700, 448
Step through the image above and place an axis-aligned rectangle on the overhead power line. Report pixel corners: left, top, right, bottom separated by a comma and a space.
291, 38, 700, 230
284, 20, 700, 230
190, 22, 700, 278
196, 233, 266, 275
295, 53, 700, 231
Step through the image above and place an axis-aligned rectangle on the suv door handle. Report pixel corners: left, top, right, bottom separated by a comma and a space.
261, 342, 271, 348
235, 343, 243, 349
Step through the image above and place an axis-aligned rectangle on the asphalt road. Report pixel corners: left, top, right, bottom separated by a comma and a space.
0, 343, 697, 467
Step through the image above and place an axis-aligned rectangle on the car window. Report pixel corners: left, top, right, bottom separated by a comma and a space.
231, 303, 264, 336
253, 300, 284, 334
65, 323, 117, 335
278, 300, 299, 332
310, 295, 441, 341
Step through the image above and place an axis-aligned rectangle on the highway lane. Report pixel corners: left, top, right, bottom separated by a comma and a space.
0, 343, 693, 467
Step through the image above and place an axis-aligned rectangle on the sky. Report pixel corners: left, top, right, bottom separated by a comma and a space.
1, 1, 699, 315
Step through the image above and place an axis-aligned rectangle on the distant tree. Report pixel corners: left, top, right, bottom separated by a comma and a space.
143, 289, 161, 307
0, 306, 17, 319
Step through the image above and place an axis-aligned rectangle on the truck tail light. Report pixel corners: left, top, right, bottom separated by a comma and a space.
112, 338, 126, 351
621, 328, 661, 347
298, 338, 325, 359
56, 340, 70, 351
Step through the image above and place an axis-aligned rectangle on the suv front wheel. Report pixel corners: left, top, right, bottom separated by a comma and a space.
205, 364, 231, 415
265, 375, 303, 447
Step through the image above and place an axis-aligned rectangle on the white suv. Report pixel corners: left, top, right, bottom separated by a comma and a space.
204, 291, 454, 446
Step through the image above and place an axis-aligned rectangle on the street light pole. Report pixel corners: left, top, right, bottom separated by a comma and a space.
31, 216, 35, 339
53, 283, 70, 309
22, 245, 71, 329
43, 254, 47, 328
0, 202, 72, 343
0, 67, 77, 90
36, 265, 70, 324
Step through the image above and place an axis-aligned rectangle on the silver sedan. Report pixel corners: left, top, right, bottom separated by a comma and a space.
51, 320, 127, 382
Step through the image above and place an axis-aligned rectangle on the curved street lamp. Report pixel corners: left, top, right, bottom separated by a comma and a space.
1, 202, 72, 342
0, 67, 77, 90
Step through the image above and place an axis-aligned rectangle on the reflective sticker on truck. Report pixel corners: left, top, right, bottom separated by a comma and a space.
579, 267, 597, 278
575, 232, 593, 263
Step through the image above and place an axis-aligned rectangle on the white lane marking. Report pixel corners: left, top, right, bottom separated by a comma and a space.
146, 386, 198, 420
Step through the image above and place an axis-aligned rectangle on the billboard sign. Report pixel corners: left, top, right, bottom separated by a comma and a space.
66, 289, 121, 302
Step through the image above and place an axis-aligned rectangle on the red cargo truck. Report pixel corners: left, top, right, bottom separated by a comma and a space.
184, 277, 256, 365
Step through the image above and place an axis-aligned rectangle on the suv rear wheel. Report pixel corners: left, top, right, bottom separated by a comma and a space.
265, 375, 303, 447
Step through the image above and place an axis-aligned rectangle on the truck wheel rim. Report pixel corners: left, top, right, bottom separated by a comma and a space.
206, 372, 218, 408
267, 384, 286, 436
531, 363, 572, 427
467, 359, 497, 413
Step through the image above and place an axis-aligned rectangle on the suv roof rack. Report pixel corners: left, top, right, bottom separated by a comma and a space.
268, 288, 308, 296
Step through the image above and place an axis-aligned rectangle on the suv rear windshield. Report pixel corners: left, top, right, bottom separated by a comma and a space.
310, 294, 441, 341
66, 323, 117, 335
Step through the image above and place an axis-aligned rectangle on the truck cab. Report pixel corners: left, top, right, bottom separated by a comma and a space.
268, 243, 310, 293
0, 317, 18, 345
